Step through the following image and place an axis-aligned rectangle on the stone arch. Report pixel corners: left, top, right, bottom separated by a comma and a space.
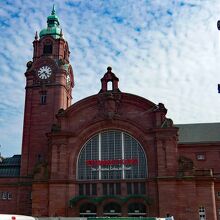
76, 129, 147, 180
68, 120, 150, 179
127, 202, 147, 216
79, 202, 97, 217
103, 202, 121, 216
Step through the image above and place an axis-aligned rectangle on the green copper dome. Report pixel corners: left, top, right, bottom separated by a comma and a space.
39, 5, 62, 39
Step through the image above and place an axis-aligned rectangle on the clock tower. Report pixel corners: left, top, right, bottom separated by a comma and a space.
20, 6, 74, 176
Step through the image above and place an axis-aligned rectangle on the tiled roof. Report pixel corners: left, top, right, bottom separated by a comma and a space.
0, 155, 21, 177
176, 123, 220, 143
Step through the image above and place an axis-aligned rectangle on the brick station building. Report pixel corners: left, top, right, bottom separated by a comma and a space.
1, 8, 220, 220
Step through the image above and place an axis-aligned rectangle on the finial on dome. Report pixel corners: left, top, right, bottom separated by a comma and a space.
107, 66, 112, 72
39, 6, 61, 39
35, 31, 38, 40
52, 4, 56, 15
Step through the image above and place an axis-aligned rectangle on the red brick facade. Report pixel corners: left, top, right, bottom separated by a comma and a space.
0, 10, 220, 220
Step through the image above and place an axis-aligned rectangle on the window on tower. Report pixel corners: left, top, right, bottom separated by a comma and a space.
43, 43, 53, 54
199, 206, 206, 220
107, 81, 113, 91
40, 92, 47, 105
67, 96, 69, 107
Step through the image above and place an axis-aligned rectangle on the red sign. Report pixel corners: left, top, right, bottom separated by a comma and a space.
86, 159, 138, 167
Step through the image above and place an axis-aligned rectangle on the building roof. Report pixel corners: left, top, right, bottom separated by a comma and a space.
176, 123, 220, 144
39, 5, 62, 39
0, 155, 21, 177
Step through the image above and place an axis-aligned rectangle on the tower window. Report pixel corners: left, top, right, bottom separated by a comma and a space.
1, 192, 7, 200
40, 92, 47, 105
7, 192, 12, 200
67, 96, 69, 107
196, 153, 206, 161
43, 44, 53, 54
199, 206, 206, 220
107, 81, 113, 91
1, 192, 12, 200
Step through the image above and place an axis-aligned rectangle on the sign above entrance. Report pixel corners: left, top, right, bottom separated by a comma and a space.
86, 159, 138, 167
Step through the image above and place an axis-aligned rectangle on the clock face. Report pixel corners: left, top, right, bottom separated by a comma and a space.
38, 66, 52, 79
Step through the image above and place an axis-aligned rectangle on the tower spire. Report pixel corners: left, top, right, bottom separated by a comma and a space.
35, 31, 38, 40
60, 28, 63, 38
51, 4, 56, 15
39, 6, 62, 39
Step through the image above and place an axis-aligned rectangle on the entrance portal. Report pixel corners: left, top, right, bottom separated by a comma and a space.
128, 203, 147, 217
80, 203, 97, 217
103, 202, 121, 217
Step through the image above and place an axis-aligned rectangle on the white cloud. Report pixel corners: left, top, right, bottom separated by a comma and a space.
1, 0, 220, 156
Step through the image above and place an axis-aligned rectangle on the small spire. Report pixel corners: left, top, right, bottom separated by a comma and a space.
60, 29, 63, 38
51, 4, 56, 15
35, 31, 38, 40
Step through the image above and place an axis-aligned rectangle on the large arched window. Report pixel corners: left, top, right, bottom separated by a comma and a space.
77, 130, 147, 180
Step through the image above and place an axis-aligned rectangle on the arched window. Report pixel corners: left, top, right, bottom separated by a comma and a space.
103, 202, 121, 216
43, 42, 53, 54
107, 81, 113, 91
80, 203, 97, 217
128, 203, 147, 216
39, 91, 47, 105
77, 130, 147, 180
199, 206, 206, 220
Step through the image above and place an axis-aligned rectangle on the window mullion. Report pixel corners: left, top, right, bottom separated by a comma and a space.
122, 132, 125, 179
99, 133, 101, 180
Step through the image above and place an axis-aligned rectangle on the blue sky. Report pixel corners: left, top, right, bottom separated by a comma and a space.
1, 0, 220, 157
